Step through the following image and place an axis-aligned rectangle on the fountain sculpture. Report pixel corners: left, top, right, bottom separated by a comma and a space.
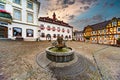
46, 36, 74, 62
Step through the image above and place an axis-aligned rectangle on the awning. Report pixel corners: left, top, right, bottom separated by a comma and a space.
0, 9, 12, 24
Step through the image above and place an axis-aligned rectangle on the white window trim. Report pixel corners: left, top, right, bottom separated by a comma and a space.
27, 11, 34, 23
13, 8, 22, 21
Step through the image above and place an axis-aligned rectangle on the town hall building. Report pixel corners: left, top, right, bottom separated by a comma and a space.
38, 13, 73, 41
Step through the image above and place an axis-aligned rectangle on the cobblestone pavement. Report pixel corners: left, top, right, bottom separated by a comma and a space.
0, 40, 120, 80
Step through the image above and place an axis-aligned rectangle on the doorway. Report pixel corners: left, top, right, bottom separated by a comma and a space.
0, 26, 8, 38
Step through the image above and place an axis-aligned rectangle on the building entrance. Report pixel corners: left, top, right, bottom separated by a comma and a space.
0, 26, 8, 38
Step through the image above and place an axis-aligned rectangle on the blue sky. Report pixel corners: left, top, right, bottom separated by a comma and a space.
39, 0, 120, 30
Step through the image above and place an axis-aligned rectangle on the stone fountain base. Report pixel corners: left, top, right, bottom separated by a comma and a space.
36, 52, 100, 80
46, 47, 74, 62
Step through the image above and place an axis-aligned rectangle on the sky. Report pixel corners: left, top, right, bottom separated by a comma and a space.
39, 0, 120, 30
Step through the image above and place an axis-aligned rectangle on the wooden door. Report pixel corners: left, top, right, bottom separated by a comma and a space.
0, 26, 8, 38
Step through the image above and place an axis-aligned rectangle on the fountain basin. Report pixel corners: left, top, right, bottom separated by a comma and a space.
46, 47, 74, 62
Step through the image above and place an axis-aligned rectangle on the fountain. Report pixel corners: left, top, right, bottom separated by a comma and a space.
46, 36, 74, 62
36, 36, 100, 80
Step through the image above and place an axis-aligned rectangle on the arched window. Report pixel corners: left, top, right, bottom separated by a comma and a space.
26, 29, 33, 37
65, 35, 68, 39
69, 35, 71, 39
40, 24, 45, 30
41, 33, 45, 37
46, 34, 51, 40
13, 27, 22, 36
47, 26, 51, 31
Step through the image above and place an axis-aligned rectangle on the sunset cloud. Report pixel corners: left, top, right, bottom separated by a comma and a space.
39, 0, 120, 30
39, 0, 97, 22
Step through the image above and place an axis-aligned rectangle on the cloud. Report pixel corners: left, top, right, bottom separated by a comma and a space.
70, 14, 104, 30
39, 0, 97, 22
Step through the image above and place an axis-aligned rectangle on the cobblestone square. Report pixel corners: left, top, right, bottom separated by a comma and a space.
0, 40, 120, 80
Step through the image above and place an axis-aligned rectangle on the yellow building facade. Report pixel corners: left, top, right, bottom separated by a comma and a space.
83, 17, 120, 45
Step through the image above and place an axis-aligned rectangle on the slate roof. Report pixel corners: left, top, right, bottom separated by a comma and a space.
83, 20, 110, 32
91, 20, 110, 31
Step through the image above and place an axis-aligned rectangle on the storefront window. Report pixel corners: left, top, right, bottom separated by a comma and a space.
26, 29, 33, 37
13, 27, 22, 36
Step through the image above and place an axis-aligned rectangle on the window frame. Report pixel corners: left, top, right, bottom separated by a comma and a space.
26, 29, 34, 37
13, 0, 21, 5
41, 33, 45, 37
27, 0, 33, 9
0, 3, 5, 9
117, 27, 120, 32
13, 8, 22, 21
13, 27, 22, 37
27, 12, 33, 23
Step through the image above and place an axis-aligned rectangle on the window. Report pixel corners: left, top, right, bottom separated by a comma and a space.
69, 35, 71, 39
57, 27, 60, 32
26, 29, 33, 37
13, 0, 21, 5
13, 27, 22, 36
61, 35, 63, 38
52, 27, 55, 31
118, 28, 120, 32
27, 12, 33, 23
27, 1, 33, 9
47, 26, 50, 31
62, 28, 65, 32
40, 24, 45, 30
53, 34, 56, 38
67, 29, 70, 33
112, 21, 117, 26
13, 9, 21, 20
41, 33, 45, 37
57, 34, 60, 37
0, 4, 5, 9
